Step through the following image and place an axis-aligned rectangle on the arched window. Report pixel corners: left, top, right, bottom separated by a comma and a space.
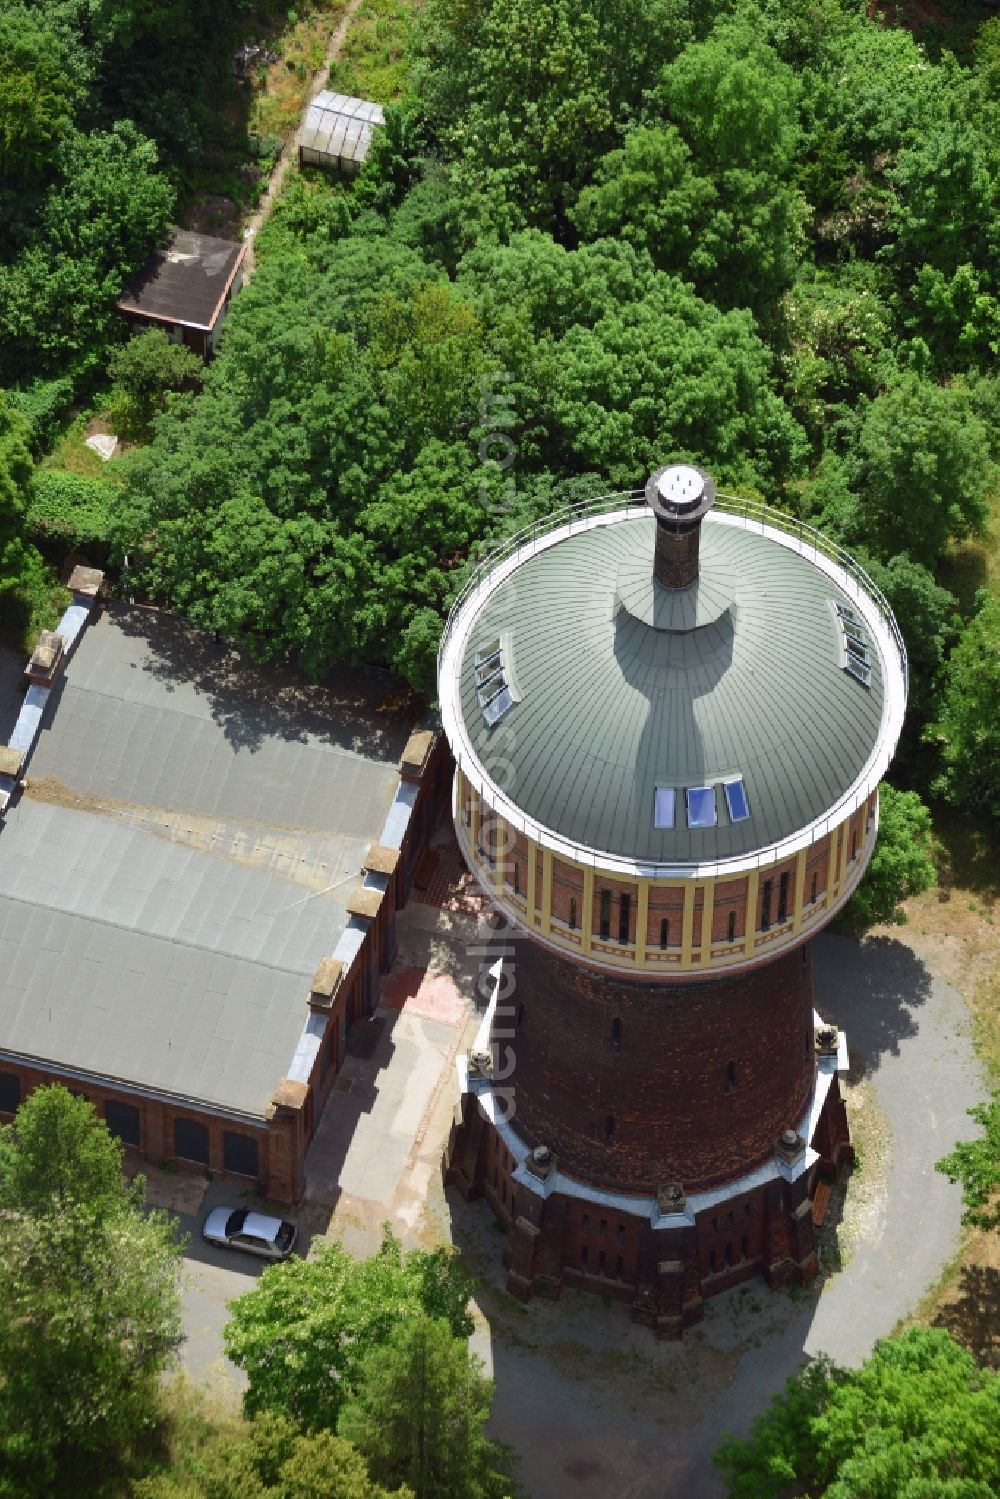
659, 917, 669, 950
761, 879, 773, 931
778, 871, 790, 922
851, 830, 858, 861
512, 863, 520, 895
605, 1113, 615, 1143
618, 892, 631, 945
599, 890, 611, 940
569, 897, 577, 929
725, 1059, 736, 1091
727, 910, 736, 942
611, 1017, 622, 1052
810, 871, 818, 903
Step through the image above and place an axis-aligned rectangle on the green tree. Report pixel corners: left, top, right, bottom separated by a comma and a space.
854, 550, 959, 735
417, 0, 693, 227
224, 1228, 474, 1432
570, 125, 714, 273
844, 784, 936, 929
107, 328, 204, 441
339, 1316, 517, 1499
0, 1082, 144, 1218
0, 7, 83, 185
931, 595, 1000, 818
655, 21, 806, 312
0, 122, 174, 383
936, 1090, 1000, 1235
0, 1087, 182, 1496
714, 1327, 1000, 1498
845, 372, 993, 570
134, 1412, 411, 1499
0, 392, 34, 605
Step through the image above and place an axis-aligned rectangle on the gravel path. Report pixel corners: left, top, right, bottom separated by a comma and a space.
241, 0, 364, 281
465, 929, 986, 1498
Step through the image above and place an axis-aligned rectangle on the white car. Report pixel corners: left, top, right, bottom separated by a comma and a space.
202, 1206, 297, 1260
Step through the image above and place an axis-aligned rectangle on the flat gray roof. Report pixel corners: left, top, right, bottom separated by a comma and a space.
0, 611, 407, 1117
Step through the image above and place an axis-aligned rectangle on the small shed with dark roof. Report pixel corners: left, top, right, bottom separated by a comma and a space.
116, 227, 246, 358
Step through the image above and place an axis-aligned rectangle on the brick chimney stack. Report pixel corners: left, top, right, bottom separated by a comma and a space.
645, 463, 717, 590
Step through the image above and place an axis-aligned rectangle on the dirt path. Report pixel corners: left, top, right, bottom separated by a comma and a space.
241, 0, 365, 280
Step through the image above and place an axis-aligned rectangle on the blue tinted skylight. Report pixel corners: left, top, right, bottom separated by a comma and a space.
686, 786, 717, 829
653, 787, 676, 829
724, 778, 750, 822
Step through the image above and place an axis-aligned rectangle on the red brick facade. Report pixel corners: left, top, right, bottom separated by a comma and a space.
509, 940, 816, 1192
447, 1066, 853, 1335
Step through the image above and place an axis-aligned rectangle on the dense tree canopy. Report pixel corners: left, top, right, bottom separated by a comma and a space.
338, 1316, 518, 1499
224, 1228, 474, 1431
931, 594, 1000, 819
714, 1327, 1000, 1498
0, 1087, 182, 1497
134, 1413, 411, 1499
937, 1090, 1000, 1236
845, 784, 936, 928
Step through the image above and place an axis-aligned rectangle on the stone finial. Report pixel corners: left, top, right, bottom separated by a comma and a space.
656, 1182, 687, 1215
268, 1078, 309, 1116
525, 1143, 556, 1182
815, 1024, 839, 1056
775, 1128, 806, 1165
309, 957, 343, 1009
26, 630, 65, 685
67, 565, 105, 598
346, 884, 384, 921
0, 747, 24, 779
400, 728, 434, 779
363, 843, 401, 877
467, 1049, 493, 1080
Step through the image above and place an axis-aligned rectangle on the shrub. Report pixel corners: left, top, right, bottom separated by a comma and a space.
27, 470, 117, 555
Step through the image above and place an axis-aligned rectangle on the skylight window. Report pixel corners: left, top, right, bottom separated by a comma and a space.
653, 787, 676, 829
686, 786, 717, 829
482, 685, 513, 725
474, 636, 515, 726
833, 599, 872, 690
723, 778, 750, 823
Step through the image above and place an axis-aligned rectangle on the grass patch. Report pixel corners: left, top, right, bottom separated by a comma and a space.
326, 0, 419, 103
39, 416, 113, 482
178, 0, 348, 233
252, 0, 351, 143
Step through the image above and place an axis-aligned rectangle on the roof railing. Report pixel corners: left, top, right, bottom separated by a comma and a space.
438, 487, 908, 696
